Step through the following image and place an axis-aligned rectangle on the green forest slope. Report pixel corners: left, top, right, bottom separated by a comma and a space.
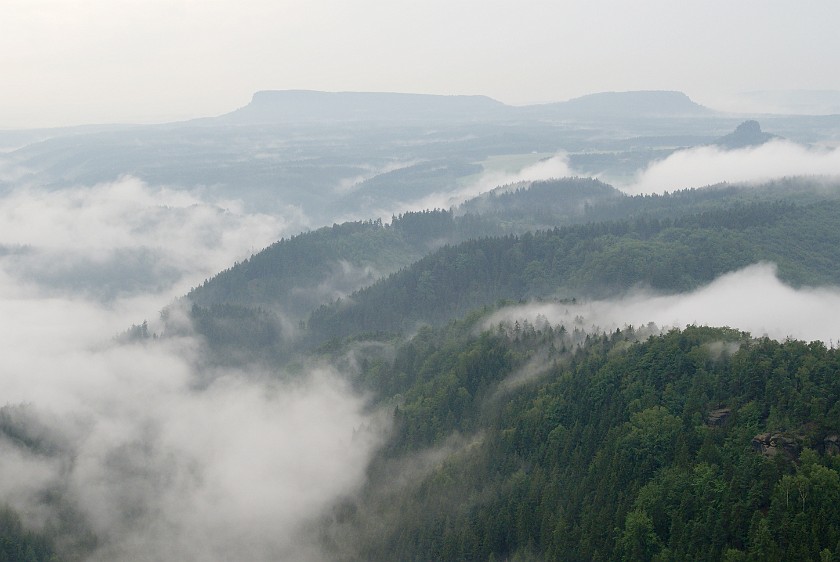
179, 178, 840, 364
322, 321, 840, 561
11, 176, 840, 561
308, 199, 840, 342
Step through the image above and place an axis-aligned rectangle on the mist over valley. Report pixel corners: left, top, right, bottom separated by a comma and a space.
2, 86, 840, 561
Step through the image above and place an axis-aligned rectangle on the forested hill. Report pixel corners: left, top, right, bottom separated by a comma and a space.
457, 177, 621, 221
113, 179, 840, 560
187, 217, 428, 317
187, 177, 838, 317
175, 178, 840, 362
322, 322, 840, 561
16, 309, 840, 560
186, 178, 621, 313
307, 199, 840, 342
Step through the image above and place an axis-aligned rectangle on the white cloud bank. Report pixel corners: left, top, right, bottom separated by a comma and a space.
381, 140, 840, 220
380, 153, 574, 220
0, 313, 385, 561
0, 177, 383, 561
0, 176, 307, 300
620, 140, 840, 194
485, 263, 840, 346
3, 140, 840, 559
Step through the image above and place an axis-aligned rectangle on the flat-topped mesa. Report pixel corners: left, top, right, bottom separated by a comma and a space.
522, 90, 713, 120
218, 89, 714, 124
222, 90, 509, 123
561, 90, 709, 116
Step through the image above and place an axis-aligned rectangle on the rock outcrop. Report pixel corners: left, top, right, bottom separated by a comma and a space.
715, 120, 778, 149
751, 432, 803, 459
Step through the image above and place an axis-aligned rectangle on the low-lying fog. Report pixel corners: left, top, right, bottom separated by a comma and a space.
2, 145, 840, 560
620, 139, 840, 194
485, 262, 840, 346
0, 177, 385, 561
381, 154, 574, 219
387, 138, 840, 216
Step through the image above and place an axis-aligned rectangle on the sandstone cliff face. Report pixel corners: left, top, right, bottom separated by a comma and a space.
751, 432, 803, 459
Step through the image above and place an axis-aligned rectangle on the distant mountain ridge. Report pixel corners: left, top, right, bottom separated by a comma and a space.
221, 90, 508, 123
526, 90, 712, 119
219, 89, 714, 124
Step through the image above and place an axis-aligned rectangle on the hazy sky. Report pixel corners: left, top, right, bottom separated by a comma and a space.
3, 0, 840, 128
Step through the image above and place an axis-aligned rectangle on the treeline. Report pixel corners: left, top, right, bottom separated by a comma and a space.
187, 218, 412, 315
175, 195, 840, 364
324, 323, 840, 561
457, 177, 621, 227
188, 177, 826, 315
186, 209, 500, 313
460, 176, 840, 231
308, 200, 840, 341
0, 507, 56, 562
180, 178, 840, 357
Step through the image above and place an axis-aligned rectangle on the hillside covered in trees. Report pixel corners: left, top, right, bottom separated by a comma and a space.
7, 175, 840, 561
308, 198, 840, 341
174, 176, 840, 560
173, 177, 840, 365
320, 322, 840, 561
7, 320, 840, 561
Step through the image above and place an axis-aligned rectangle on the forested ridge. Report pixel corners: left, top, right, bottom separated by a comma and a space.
187, 178, 622, 313
322, 322, 840, 561
8, 322, 840, 561
179, 179, 840, 364
15, 177, 840, 560
187, 176, 840, 314
308, 199, 840, 342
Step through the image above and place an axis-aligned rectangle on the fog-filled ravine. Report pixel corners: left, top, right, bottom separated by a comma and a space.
2, 93, 840, 561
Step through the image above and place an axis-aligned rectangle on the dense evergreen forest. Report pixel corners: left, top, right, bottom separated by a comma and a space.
188, 176, 840, 316
175, 176, 840, 561
8, 323, 840, 561
308, 199, 840, 341
321, 321, 840, 561
177, 178, 840, 363
185, 178, 624, 312
10, 176, 840, 560
0, 507, 56, 562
